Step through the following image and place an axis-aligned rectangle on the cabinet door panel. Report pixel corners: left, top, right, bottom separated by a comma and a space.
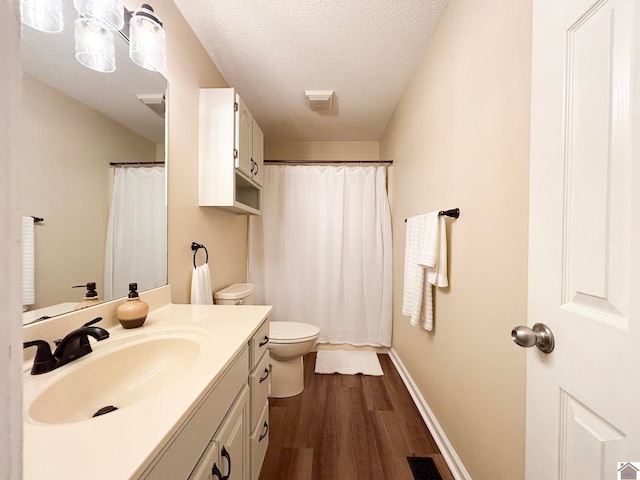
215, 386, 249, 480
235, 95, 253, 180
251, 119, 264, 187
188, 439, 221, 480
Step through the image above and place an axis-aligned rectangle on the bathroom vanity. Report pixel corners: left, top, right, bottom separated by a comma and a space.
22, 286, 272, 480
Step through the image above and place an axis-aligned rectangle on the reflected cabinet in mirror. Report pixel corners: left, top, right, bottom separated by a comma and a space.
20, 6, 168, 322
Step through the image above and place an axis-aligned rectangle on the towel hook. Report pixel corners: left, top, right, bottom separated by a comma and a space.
191, 242, 208, 268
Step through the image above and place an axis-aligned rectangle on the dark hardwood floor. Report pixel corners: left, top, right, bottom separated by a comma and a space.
258, 352, 454, 480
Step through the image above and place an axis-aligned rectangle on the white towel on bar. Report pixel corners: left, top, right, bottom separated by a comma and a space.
190, 263, 213, 305
22, 216, 36, 306
402, 214, 433, 329
419, 213, 448, 288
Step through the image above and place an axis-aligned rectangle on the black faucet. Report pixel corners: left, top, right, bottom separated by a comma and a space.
23, 317, 109, 375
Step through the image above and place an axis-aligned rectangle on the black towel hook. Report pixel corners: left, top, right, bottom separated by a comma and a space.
191, 242, 208, 268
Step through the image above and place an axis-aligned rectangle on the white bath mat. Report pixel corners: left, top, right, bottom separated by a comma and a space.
314, 350, 384, 376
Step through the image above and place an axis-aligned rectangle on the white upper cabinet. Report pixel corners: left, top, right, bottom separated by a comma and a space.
199, 88, 263, 215
251, 118, 264, 187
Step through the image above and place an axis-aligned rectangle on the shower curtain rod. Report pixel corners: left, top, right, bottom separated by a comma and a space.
109, 161, 165, 166
263, 159, 393, 165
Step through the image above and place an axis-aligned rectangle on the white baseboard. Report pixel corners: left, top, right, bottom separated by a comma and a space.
389, 348, 472, 480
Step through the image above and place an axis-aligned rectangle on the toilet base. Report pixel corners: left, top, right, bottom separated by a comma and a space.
269, 355, 305, 398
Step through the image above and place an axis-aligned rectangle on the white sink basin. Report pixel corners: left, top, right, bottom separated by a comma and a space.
26, 330, 208, 425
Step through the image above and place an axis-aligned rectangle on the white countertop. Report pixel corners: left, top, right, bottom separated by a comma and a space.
22, 291, 272, 480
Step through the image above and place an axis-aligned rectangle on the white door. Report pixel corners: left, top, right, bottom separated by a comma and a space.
526, 0, 640, 478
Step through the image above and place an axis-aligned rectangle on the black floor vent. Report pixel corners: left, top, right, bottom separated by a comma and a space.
407, 457, 443, 480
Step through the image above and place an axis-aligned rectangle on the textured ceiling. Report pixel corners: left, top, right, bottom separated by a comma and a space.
174, 0, 450, 142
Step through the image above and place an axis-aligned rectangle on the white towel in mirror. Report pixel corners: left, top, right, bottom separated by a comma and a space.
22, 216, 35, 306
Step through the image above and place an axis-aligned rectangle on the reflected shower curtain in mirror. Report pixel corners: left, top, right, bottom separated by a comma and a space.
249, 165, 392, 346
104, 166, 167, 300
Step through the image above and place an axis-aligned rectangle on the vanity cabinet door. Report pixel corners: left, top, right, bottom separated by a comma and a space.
189, 386, 249, 480
214, 386, 249, 480
188, 438, 222, 480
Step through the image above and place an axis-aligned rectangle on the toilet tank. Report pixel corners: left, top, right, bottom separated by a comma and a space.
213, 283, 254, 305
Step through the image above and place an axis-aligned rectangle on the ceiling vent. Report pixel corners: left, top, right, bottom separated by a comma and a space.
137, 93, 165, 118
305, 90, 334, 111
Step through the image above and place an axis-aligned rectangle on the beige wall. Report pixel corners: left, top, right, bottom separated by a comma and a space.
20, 75, 157, 308
265, 141, 379, 161
380, 0, 531, 478
153, 0, 249, 304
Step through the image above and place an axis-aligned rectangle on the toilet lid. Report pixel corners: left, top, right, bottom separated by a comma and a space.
269, 321, 320, 344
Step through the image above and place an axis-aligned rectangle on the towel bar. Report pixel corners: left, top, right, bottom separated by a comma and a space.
404, 208, 460, 222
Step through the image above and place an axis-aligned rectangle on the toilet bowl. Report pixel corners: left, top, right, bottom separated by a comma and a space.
213, 284, 320, 398
268, 321, 320, 398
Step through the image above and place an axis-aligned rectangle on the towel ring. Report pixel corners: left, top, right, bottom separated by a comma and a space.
191, 242, 208, 268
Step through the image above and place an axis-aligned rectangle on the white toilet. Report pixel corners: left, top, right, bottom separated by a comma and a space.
214, 284, 320, 398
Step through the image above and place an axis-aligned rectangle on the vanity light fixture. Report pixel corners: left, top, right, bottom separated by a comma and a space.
20, 0, 64, 33
20, 0, 166, 74
129, 4, 166, 72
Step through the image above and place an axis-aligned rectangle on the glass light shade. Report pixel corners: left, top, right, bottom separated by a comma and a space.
73, 0, 124, 30
129, 5, 166, 72
20, 0, 63, 33
74, 17, 116, 73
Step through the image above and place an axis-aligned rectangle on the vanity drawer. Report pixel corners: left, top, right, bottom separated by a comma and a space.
249, 320, 270, 368
249, 351, 271, 431
250, 401, 269, 480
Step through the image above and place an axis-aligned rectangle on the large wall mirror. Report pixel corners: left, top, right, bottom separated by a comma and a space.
20, 6, 168, 323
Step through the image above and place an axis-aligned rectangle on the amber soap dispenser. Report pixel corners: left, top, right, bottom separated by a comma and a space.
116, 283, 149, 329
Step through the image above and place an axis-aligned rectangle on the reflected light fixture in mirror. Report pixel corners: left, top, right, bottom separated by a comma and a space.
20, 0, 64, 33
20, 0, 165, 73
74, 17, 116, 73
74, 0, 124, 30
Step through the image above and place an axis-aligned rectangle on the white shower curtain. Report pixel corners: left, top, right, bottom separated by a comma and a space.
104, 167, 167, 300
249, 165, 392, 346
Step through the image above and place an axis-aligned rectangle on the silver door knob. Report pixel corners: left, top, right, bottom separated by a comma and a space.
511, 323, 555, 353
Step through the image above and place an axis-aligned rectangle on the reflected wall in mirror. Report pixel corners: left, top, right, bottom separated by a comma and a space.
20, 4, 168, 322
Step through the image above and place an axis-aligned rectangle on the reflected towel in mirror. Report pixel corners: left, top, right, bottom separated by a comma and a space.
22, 216, 35, 306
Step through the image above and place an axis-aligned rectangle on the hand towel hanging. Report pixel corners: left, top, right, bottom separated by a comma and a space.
190, 242, 213, 305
